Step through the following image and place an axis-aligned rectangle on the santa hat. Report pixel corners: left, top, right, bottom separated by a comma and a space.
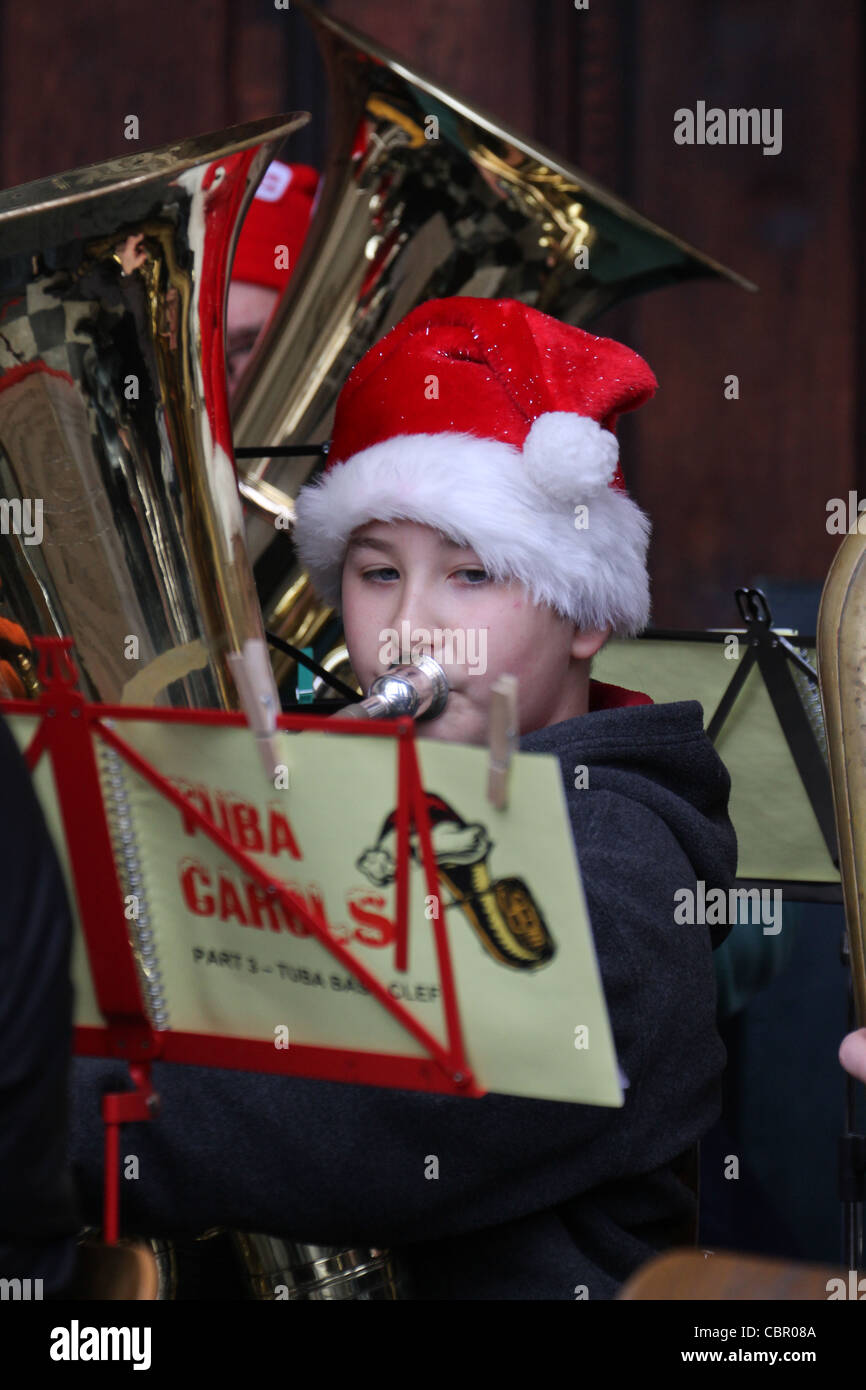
293, 297, 657, 636
231, 160, 319, 294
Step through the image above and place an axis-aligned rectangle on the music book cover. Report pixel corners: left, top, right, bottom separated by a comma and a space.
8, 714, 624, 1108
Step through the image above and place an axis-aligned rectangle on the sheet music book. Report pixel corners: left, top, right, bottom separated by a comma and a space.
7, 712, 624, 1108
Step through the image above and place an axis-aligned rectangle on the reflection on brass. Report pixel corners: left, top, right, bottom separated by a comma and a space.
237, 473, 296, 522
147, 1236, 178, 1301
233, 0, 757, 704
120, 639, 210, 705
267, 570, 333, 689
15, 648, 40, 699
312, 644, 359, 700
0, 113, 307, 707
230, 1233, 410, 1301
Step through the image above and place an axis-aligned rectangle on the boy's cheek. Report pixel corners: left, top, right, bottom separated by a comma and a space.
423, 696, 489, 747
340, 594, 377, 683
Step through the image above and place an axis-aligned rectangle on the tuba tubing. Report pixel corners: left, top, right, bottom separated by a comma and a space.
817, 528, 866, 1027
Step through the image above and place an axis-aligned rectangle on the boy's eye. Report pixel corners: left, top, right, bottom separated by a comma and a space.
359, 566, 490, 584
361, 566, 400, 582
454, 568, 490, 584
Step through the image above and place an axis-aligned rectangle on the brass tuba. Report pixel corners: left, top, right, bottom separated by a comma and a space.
817, 530, 866, 1030
817, 528, 866, 1273
233, 0, 756, 702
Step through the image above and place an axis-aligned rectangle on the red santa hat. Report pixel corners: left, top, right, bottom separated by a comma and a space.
231, 160, 319, 294
293, 297, 657, 636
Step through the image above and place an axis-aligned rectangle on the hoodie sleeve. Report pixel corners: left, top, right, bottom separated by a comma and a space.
69, 765, 732, 1249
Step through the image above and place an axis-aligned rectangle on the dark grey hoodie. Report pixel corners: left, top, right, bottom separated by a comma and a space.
68, 687, 737, 1300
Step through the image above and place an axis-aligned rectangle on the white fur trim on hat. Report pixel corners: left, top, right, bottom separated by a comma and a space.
523, 412, 619, 505
293, 433, 651, 636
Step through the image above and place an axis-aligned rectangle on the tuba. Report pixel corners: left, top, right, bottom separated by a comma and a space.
817, 528, 866, 1273
817, 531, 866, 1030
233, 0, 755, 702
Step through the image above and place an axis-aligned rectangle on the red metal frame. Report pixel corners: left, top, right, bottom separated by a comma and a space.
1, 637, 481, 1242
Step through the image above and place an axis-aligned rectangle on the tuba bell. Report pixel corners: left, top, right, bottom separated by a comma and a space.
0, 116, 311, 720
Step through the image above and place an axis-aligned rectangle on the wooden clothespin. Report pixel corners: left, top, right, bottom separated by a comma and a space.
226, 641, 283, 783
487, 674, 518, 810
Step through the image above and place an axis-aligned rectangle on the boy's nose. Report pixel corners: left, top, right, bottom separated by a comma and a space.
391, 589, 429, 633
388, 596, 438, 662
395, 615, 433, 660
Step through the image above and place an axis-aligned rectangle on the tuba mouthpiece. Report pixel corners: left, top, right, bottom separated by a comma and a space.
330, 654, 449, 721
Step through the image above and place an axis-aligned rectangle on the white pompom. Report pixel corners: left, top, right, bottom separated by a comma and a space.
522, 412, 619, 505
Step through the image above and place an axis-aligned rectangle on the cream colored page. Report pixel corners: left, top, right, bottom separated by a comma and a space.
594, 639, 837, 883
109, 719, 622, 1106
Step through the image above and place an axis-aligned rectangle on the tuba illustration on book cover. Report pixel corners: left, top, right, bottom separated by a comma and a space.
0, 2, 752, 1300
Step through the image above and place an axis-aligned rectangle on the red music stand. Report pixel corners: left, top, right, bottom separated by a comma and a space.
1, 636, 480, 1242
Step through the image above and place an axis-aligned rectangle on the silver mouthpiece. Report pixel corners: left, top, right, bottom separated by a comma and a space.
330, 654, 449, 722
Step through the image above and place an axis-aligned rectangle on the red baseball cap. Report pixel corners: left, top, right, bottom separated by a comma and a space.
231, 160, 319, 293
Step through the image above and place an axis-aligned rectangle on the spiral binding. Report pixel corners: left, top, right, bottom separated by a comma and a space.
97, 732, 170, 1029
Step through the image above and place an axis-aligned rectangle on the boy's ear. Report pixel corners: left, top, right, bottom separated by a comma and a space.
570, 625, 611, 661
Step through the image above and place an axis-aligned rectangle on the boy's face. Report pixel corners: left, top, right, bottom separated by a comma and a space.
340, 520, 610, 745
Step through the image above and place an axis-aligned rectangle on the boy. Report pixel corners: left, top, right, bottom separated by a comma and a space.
68, 296, 737, 1299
